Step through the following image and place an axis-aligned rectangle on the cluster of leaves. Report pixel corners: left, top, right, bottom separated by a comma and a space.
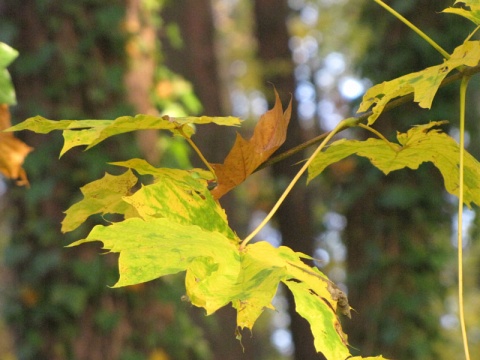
6, 1, 480, 359
8, 91, 358, 359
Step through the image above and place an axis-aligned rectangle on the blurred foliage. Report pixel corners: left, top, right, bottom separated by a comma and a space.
339, 1, 480, 359
0, 0, 210, 359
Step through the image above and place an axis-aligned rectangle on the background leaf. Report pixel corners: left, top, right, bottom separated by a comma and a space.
0, 42, 18, 105
0, 105, 32, 185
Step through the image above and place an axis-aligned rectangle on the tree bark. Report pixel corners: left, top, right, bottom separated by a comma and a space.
253, 1, 324, 359
159, 2, 256, 359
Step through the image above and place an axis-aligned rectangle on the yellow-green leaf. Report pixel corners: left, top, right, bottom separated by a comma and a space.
6, 114, 241, 156
110, 158, 214, 182
62, 170, 140, 232
358, 41, 480, 124
122, 167, 238, 242
285, 280, 350, 360
308, 121, 480, 207
71, 215, 351, 358
70, 217, 239, 288
443, 0, 480, 25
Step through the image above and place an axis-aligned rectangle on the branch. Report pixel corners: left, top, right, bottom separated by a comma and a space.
258, 64, 480, 171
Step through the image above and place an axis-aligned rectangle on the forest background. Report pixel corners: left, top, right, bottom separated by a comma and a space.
1, 0, 480, 359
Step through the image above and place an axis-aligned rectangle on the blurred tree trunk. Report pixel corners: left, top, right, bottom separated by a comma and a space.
124, 0, 161, 163
160, 0, 232, 163
159, 1, 257, 359
253, 1, 323, 359
343, 1, 463, 358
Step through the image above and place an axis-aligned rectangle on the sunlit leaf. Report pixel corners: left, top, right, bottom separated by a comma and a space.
285, 281, 350, 360
308, 121, 480, 207
71, 216, 351, 359
69, 217, 239, 288
62, 170, 140, 232
121, 166, 238, 242
358, 41, 480, 124
110, 158, 214, 182
211, 89, 292, 199
443, 0, 480, 25
5, 114, 241, 156
0, 105, 32, 186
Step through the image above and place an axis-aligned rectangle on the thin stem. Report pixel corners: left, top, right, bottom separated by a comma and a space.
178, 126, 217, 180
358, 123, 399, 152
458, 75, 471, 360
374, 0, 450, 59
465, 25, 480, 42
240, 117, 357, 249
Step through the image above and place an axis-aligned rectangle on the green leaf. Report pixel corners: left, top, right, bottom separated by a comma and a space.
69, 217, 239, 289
0, 43, 18, 68
71, 217, 351, 359
358, 41, 480, 124
110, 158, 213, 182
5, 114, 241, 156
285, 281, 350, 360
62, 170, 140, 232
0, 42, 19, 105
308, 121, 480, 207
443, 1, 480, 25
121, 166, 238, 241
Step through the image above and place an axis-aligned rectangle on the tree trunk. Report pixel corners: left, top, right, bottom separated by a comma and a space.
253, 1, 324, 359
159, 1, 255, 359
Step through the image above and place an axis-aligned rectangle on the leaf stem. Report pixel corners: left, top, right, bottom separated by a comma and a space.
458, 75, 471, 360
358, 123, 399, 152
465, 25, 480, 42
240, 118, 356, 249
374, 0, 450, 59
178, 126, 217, 181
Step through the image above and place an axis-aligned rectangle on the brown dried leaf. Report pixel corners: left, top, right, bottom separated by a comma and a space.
211, 89, 291, 199
0, 104, 32, 186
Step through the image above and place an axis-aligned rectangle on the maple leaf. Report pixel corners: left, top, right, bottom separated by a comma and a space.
61, 169, 140, 232
308, 121, 480, 207
443, 0, 480, 25
358, 41, 480, 125
71, 218, 351, 359
111, 159, 238, 242
5, 114, 241, 157
211, 89, 292, 199
0, 105, 32, 186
